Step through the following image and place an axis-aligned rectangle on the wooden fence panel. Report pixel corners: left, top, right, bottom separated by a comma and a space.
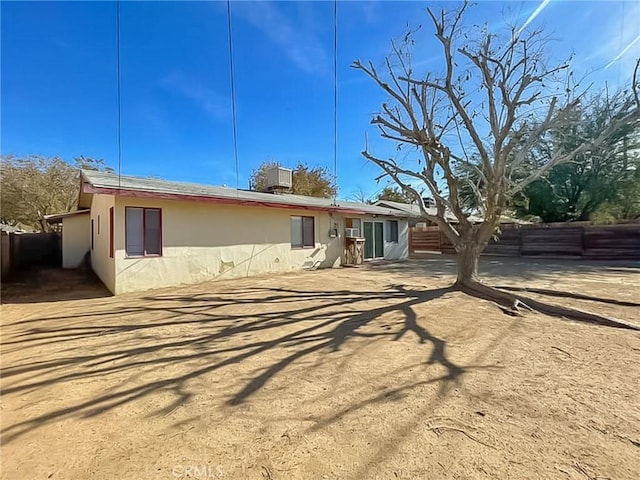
484, 229, 521, 256
583, 225, 640, 259
1, 234, 10, 278
520, 227, 583, 256
9, 232, 61, 271
408, 229, 441, 253
439, 232, 456, 254
409, 223, 640, 260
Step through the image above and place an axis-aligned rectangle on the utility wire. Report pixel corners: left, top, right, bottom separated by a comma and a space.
332, 0, 338, 203
116, 0, 122, 188
226, 0, 240, 192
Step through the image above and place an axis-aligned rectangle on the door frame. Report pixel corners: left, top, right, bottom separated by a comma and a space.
363, 220, 385, 260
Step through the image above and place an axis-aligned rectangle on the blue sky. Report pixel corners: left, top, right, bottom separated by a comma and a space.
2, 1, 639, 200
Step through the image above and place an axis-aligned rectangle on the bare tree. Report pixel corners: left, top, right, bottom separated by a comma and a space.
348, 186, 373, 204
353, 2, 640, 325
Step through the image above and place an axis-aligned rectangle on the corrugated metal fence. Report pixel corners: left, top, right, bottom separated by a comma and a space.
409, 223, 640, 259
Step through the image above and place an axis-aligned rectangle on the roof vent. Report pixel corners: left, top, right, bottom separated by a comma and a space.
265, 166, 292, 192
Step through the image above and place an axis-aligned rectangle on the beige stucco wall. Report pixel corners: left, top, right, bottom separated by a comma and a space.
61, 213, 90, 269
90, 194, 116, 293
384, 218, 409, 259
354, 216, 409, 260
112, 196, 345, 294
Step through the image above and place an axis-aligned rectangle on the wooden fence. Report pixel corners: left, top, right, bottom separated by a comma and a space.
1, 232, 61, 279
409, 223, 640, 260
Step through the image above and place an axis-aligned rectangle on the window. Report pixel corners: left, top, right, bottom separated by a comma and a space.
125, 207, 162, 257
97, 215, 101, 235
387, 220, 399, 243
109, 207, 114, 258
345, 218, 361, 237
291, 216, 314, 248
91, 220, 94, 250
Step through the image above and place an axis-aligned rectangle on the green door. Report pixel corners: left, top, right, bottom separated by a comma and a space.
364, 222, 374, 259
374, 222, 384, 258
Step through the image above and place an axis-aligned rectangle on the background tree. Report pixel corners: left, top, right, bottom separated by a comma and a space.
590, 166, 640, 222
514, 90, 640, 222
1, 155, 110, 231
353, 2, 639, 325
75, 155, 114, 173
376, 185, 415, 204
348, 187, 373, 204
249, 160, 337, 198
458, 90, 640, 223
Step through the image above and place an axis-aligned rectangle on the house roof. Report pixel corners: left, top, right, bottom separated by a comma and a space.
80, 170, 414, 218
44, 209, 90, 224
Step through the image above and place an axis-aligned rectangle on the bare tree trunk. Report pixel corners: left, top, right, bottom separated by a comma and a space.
38, 217, 49, 233
454, 241, 481, 286
450, 236, 640, 330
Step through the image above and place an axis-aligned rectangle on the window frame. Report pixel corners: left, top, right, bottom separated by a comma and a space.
345, 218, 362, 237
125, 206, 163, 258
387, 220, 399, 243
290, 215, 315, 249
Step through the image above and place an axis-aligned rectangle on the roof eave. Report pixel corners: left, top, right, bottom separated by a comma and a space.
44, 209, 91, 224
83, 184, 399, 216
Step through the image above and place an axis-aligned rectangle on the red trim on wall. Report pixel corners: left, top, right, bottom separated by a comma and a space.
157, 207, 163, 257
83, 184, 379, 216
109, 207, 114, 258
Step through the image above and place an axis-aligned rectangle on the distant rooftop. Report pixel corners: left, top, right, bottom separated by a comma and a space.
374, 199, 526, 224
374, 199, 484, 223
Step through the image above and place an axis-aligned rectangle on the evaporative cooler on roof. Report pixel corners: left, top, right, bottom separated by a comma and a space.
265, 166, 293, 192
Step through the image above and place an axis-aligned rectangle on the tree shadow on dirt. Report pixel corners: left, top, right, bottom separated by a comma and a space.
493, 286, 640, 307
5, 256, 635, 446
383, 255, 640, 284
1, 283, 489, 444
375, 257, 640, 329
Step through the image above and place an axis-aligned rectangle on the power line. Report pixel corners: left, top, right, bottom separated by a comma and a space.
226, 0, 240, 192
116, 0, 122, 188
333, 0, 338, 202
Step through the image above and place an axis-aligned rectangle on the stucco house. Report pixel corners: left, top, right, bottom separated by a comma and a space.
57, 170, 415, 294
44, 210, 90, 268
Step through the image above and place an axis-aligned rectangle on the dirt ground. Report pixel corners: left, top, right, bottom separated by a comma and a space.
1, 257, 639, 480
